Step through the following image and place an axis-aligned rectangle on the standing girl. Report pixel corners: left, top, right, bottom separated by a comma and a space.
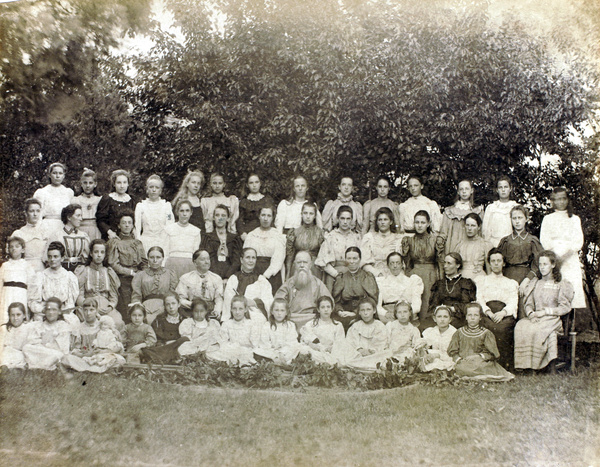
275, 175, 323, 234
236, 173, 275, 241
1, 302, 31, 368
362, 176, 401, 235
164, 200, 202, 280
481, 176, 518, 247
285, 201, 325, 279
360, 207, 403, 277
1, 237, 34, 323
76, 239, 123, 330
73, 168, 102, 241
33, 162, 74, 234
199, 204, 242, 279
135, 175, 175, 255
299, 295, 345, 365
439, 179, 484, 255
255, 298, 302, 365
96, 169, 136, 240
172, 171, 206, 230
453, 213, 492, 280
201, 172, 239, 234
12, 198, 49, 273
107, 212, 147, 321
177, 298, 221, 356
399, 175, 442, 234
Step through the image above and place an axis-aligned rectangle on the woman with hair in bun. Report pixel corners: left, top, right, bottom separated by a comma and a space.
33, 162, 74, 234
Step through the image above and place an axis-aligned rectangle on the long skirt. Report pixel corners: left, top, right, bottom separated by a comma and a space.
140, 337, 189, 364
454, 355, 514, 381
481, 300, 516, 369
22, 344, 65, 370
1, 347, 27, 369
410, 262, 438, 320
116, 275, 134, 322
504, 265, 529, 319
323, 261, 348, 291
62, 352, 125, 373
514, 315, 561, 370
255, 256, 282, 293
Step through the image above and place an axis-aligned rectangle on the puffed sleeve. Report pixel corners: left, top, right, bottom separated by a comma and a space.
96, 195, 112, 237
221, 274, 237, 321
107, 239, 129, 276
228, 196, 240, 234
482, 329, 500, 360
427, 280, 442, 315
134, 202, 143, 239
66, 272, 80, 310
322, 200, 336, 232
409, 274, 424, 316
107, 267, 121, 309
263, 232, 285, 279
144, 324, 157, 347
178, 319, 192, 338
363, 271, 379, 304
285, 229, 297, 264
447, 329, 460, 359
528, 235, 544, 280
131, 271, 144, 304
359, 234, 374, 266
274, 200, 287, 233
546, 280, 575, 317
332, 274, 345, 309
455, 278, 476, 318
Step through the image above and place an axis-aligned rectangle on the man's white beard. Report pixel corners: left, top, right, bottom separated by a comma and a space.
294, 269, 311, 289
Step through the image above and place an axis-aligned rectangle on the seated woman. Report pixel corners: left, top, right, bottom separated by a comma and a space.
376, 252, 423, 324
332, 247, 379, 331
448, 302, 514, 381
199, 204, 242, 280
23, 297, 72, 370
475, 248, 519, 369
28, 242, 79, 324
453, 213, 492, 280
424, 252, 476, 331
360, 207, 404, 278
46, 203, 90, 273
131, 246, 178, 322
514, 250, 574, 373
176, 249, 224, 320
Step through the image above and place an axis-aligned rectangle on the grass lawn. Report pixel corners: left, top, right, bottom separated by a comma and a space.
1, 366, 599, 466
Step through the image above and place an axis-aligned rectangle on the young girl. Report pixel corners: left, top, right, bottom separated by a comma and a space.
140, 293, 189, 364
107, 212, 147, 321
362, 176, 401, 235
177, 298, 221, 357
23, 297, 72, 370
343, 298, 388, 371
199, 204, 242, 279
421, 305, 457, 371
33, 162, 74, 234
447, 302, 514, 381
72, 168, 102, 241
285, 201, 325, 279
236, 173, 275, 241
400, 210, 445, 321
275, 175, 323, 234
76, 239, 123, 330
453, 213, 492, 280
255, 298, 302, 365
201, 173, 239, 234
164, 200, 202, 280
1, 302, 31, 369
12, 198, 49, 273
96, 169, 136, 240
386, 301, 424, 364
481, 176, 518, 247
210, 295, 259, 365
514, 251, 575, 372
360, 207, 404, 278
539, 187, 587, 316
299, 296, 345, 365
439, 179, 484, 255
121, 303, 157, 363
135, 175, 175, 255
172, 170, 206, 230
399, 175, 442, 234
1, 237, 34, 323
497, 205, 544, 303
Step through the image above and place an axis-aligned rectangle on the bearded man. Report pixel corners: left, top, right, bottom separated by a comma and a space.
274, 250, 332, 329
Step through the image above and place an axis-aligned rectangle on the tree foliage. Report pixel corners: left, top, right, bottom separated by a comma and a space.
0, 0, 598, 286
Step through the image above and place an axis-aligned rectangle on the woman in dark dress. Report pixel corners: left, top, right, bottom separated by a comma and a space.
200, 204, 243, 279
96, 169, 136, 240
236, 173, 275, 241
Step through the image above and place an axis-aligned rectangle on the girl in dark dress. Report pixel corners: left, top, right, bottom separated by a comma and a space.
200, 204, 242, 279
285, 201, 325, 280
171, 170, 206, 230
96, 169, 136, 240
236, 173, 275, 241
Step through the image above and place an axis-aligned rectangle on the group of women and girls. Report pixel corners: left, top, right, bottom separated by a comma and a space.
0, 162, 592, 381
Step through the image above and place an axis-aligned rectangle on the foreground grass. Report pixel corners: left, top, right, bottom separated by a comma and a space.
1, 367, 599, 466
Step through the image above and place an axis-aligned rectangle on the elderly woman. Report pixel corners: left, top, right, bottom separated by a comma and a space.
28, 242, 79, 324
46, 203, 90, 272
376, 252, 424, 324
360, 207, 404, 278
514, 250, 574, 373
332, 247, 379, 331
424, 252, 476, 330
199, 204, 242, 279
131, 246, 178, 322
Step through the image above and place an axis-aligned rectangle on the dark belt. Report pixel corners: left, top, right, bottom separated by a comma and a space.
404, 229, 416, 234
382, 301, 397, 306
4, 281, 27, 289
144, 294, 164, 301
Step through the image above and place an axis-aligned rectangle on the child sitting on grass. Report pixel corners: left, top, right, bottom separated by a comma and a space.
210, 295, 259, 366
1, 302, 31, 369
255, 298, 302, 365
299, 295, 345, 365
122, 303, 157, 363
177, 298, 221, 357
421, 305, 457, 371
447, 302, 514, 381
386, 301, 424, 364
